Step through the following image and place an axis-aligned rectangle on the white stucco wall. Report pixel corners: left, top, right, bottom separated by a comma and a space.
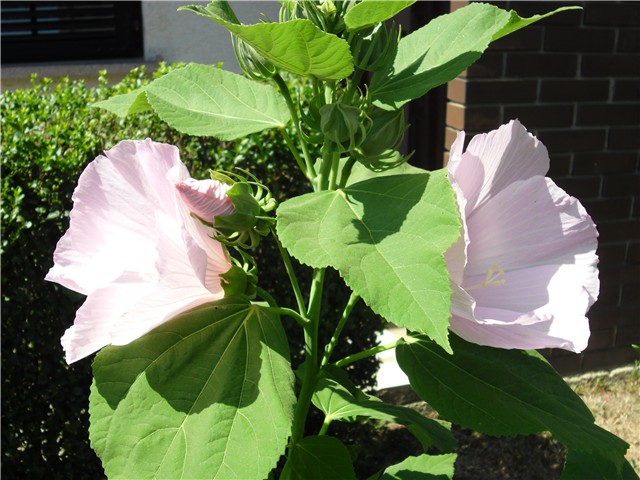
142, 1, 281, 71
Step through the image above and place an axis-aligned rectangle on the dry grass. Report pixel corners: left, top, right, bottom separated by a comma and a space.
567, 363, 640, 471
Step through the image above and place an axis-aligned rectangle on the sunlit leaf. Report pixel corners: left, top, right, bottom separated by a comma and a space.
145, 64, 290, 139
181, 1, 353, 80
92, 88, 151, 117
277, 171, 461, 352
344, 0, 416, 31
371, 3, 578, 109
379, 454, 456, 480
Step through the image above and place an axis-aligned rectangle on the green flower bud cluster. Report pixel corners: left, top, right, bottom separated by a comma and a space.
353, 106, 411, 171
319, 101, 369, 154
220, 250, 258, 300
212, 171, 276, 249
351, 22, 400, 73
233, 38, 277, 81
280, 0, 356, 33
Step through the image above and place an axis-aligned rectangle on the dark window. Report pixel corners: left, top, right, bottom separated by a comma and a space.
1, 1, 143, 63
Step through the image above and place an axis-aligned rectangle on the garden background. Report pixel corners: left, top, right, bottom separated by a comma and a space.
2, 1, 638, 478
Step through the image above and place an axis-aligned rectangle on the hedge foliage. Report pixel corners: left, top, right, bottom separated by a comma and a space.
1, 65, 382, 478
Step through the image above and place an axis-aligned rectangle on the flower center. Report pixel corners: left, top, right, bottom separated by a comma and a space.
466, 265, 506, 291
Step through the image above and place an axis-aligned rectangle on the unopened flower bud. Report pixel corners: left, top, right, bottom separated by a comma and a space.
351, 23, 400, 72
234, 38, 277, 81
320, 102, 367, 153
175, 178, 235, 222
358, 107, 407, 158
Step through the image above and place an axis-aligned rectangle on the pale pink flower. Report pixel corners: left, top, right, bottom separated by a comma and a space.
445, 120, 598, 353
46, 139, 233, 363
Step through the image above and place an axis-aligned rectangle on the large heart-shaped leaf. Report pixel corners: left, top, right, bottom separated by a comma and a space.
396, 334, 629, 476
144, 64, 290, 139
90, 298, 295, 479
370, 3, 579, 109
277, 171, 461, 352
181, 1, 353, 80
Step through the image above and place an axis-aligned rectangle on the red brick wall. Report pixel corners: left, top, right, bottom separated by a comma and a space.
445, 1, 640, 374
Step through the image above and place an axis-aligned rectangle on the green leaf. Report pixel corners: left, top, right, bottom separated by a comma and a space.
344, 0, 416, 31
562, 451, 637, 480
144, 64, 290, 139
492, 6, 581, 41
89, 298, 295, 479
180, 2, 353, 80
370, 3, 576, 109
277, 171, 461, 352
380, 454, 456, 480
92, 88, 151, 117
312, 377, 456, 452
396, 334, 630, 473
281, 436, 356, 480
346, 160, 423, 186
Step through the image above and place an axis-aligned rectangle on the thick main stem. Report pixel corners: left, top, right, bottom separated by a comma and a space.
290, 268, 325, 444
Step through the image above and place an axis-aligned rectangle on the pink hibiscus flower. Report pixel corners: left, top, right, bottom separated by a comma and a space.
46, 139, 234, 363
445, 120, 599, 353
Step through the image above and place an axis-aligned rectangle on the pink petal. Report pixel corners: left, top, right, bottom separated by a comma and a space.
464, 176, 598, 288
454, 120, 550, 213
45, 140, 188, 294
175, 178, 235, 221
47, 139, 230, 362
446, 121, 599, 353
452, 264, 592, 352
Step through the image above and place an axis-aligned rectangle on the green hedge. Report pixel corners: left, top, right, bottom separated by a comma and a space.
1, 65, 382, 478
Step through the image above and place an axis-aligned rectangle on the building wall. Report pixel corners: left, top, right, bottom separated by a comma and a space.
1, 1, 281, 90
445, 1, 640, 374
141, 1, 281, 70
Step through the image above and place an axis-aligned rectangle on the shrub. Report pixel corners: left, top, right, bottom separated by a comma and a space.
1, 65, 382, 478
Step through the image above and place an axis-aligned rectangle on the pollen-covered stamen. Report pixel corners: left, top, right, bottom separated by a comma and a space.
466, 265, 506, 291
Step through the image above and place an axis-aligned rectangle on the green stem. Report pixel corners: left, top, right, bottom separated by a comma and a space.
343, 66, 365, 105
321, 292, 359, 367
270, 225, 306, 316
318, 417, 332, 436
334, 338, 402, 369
263, 306, 308, 327
337, 156, 356, 188
273, 74, 316, 181
256, 286, 278, 308
279, 127, 308, 179
328, 155, 340, 190
291, 268, 325, 444
318, 148, 337, 191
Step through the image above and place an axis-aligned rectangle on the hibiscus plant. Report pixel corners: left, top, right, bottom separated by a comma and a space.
46, 1, 634, 479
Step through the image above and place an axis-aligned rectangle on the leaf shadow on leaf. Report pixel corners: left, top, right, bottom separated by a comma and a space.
343, 173, 430, 245
373, 51, 481, 109
92, 300, 288, 415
